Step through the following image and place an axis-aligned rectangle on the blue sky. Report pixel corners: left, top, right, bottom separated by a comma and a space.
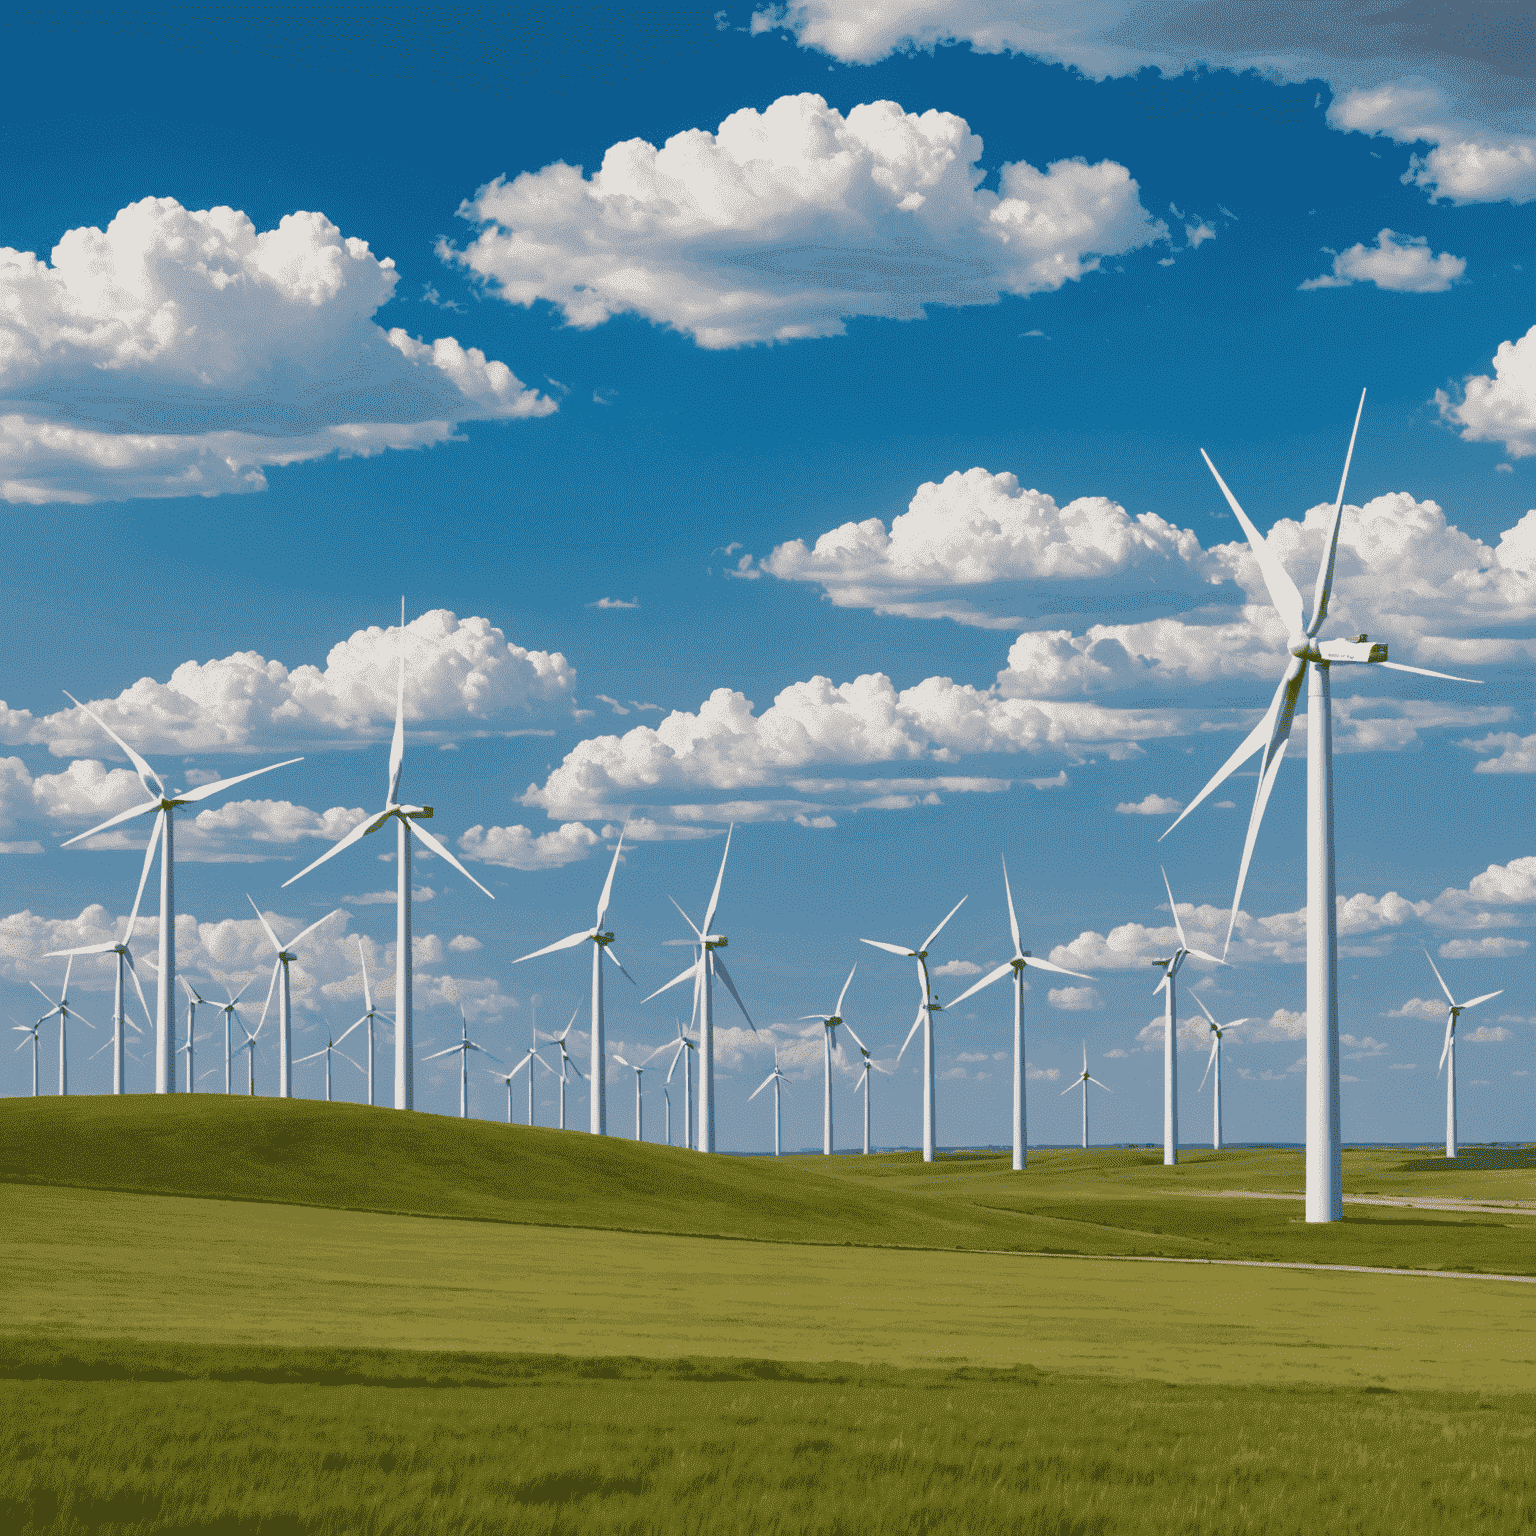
1, 3, 1531, 1148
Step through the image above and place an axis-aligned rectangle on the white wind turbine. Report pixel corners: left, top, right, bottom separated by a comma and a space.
344, 939, 392, 1108
642, 826, 756, 1153
178, 978, 210, 1093
282, 606, 494, 1111
514, 836, 633, 1136
845, 1023, 890, 1156
860, 896, 967, 1163
11, 1016, 42, 1095
613, 1053, 647, 1141
1423, 950, 1503, 1160
948, 856, 1095, 1170
247, 899, 345, 1099
1193, 996, 1250, 1152
44, 869, 156, 1095
205, 983, 254, 1094
422, 1008, 498, 1119
1147, 868, 1229, 1166
538, 1007, 586, 1130
497, 1043, 552, 1126
1164, 393, 1479, 1220
59, 692, 301, 1094
294, 1029, 363, 1102
651, 1020, 697, 1149
799, 965, 857, 1156
661, 1084, 674, 1145
748, 1046, 791, 1156
1061, 1044, 1111, 1149
234, 1009, 265, 1095
30, 959, 94, 1096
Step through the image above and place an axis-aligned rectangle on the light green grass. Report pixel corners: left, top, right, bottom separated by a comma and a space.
7, 1182, 1535, 1390
3, 1341, 1533, 1536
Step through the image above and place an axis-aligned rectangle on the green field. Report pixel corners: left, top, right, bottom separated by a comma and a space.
4, 1097, 1535, 1533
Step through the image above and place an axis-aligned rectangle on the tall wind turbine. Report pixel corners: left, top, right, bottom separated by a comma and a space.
30, 959, 94, 1095
12, 1016, 41, 1095
1164, 393, 1479, 1220
613, 1053, 647, 1141
60, 692, 301, 1094
282, 605, 494, 1111
205, 983, 252, 1094
44, 868, 156, 1095
1423, 950, 1503, 1160
860, 896, 966, 1163
247, 899, 345, 1098
799, 965, 856, 1156
422, 1008, 497, 1118
538, 1007, 585, 1130
642, 827, 755, 1153
948, 856, 1094, 1170
1147, 869, 1228, 1167
295, 1029, 363, 1102
748, 1046, 790, 1155
514, 836, 633, 1135
344, 939, 391, 1108
1061, 1044, 1111, 1148
1193, 996, 1250, 1151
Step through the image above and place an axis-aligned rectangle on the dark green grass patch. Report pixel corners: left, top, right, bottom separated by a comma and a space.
2, 1340, 1532, 1535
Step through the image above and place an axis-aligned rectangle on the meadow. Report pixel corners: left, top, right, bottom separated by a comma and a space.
3, 1097, 1534, 1533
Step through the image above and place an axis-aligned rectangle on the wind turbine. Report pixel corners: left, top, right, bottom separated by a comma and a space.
294, 1029, 363, 1102
59, 691, 301, 1094
30, 959, 94, 1095
652, 1020, 697, 1149
247, 899, 345, 1098
281, 604, 494, 1111
177, 978, 209, 1093
44, 870, 156, 1095
205, 983, 253, 1094
613, 1053, 647, 1141
537, 1007, 586, 1130
1423, 950, 1503, 1160
799, 965, 856, 1156
661, 1084, 673, 1145
642, 826, 755, 1153
497, 1044, 552, 1126
1193, 995, 1251, 1151
850, 1041, 891, 1156
514, 835, 633, 1136
422, 1008, 497, 1118
344, 939, 392, 1108
1163, 393, 1479, 1220
1147, 868, 1228, 1167
748, 1046, 790, 1155
860, 896, 967, 1163
1061, 1043, 1111, 1149
235, 1010, 264, 1095
948, 856, 1095, 1170
11, 1016, 41, 1095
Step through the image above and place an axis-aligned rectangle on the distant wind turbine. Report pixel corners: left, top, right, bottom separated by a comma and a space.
344, 939, 391, 1107
1423, 950, 1503, 1160
538, 1007, 586, 1130
799, 965, 856, 1156
1162, 393, 1479, 1221
748, 1046, 790, 1156
422, 1008, 498, 1118
205, 983, 253, 1094
247, 899, 345, 1098
1061, 1044, 1111, 1149
282, 602, 494, 1111
1193, 995, 1250, 1151
948, 856, 1094, 1170
178, 978, 209, 1093
498, 1043, 552, 1126
294, 1029, 363, 1102
842, 1019, 889, 1156
1147, 869, 1228, 1167
11, 1016, 41, 1095
860, 896, 966, 1163
643, 826, 756, 1153
30, 959, 94, 1096
613, 1053, 647, 1141
514, 835, 634, 1136
60, 691, 301, 1093
652, 1020, 697, 1149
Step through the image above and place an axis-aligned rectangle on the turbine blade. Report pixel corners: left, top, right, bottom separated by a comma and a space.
834, 964, 856, 1019
1020, 956, 1095, 981
334, 1018, 365, 1045
748, 1071, 776, 1100
245, 896, 285, 954
1089, 1078, 1112, 1093
44, 941, 119, 958
895, 1004, 924, 1063
63, 692, 164, 798
126, 811, 164, 933
289, 908, 345, 949
1438, 1018, 1453, 1075
603, 943, 637, 984
595, 831, 624, 927
1376, 661, 1482, 684
1461, 991, 1503, 1010
1185, 947, 1231, 969
388, 630, 406, 805
408, 818, 495, 900
1192, 992, 1218, 1025
281, 810, 389, 888
641, 962, 699, 1005
176, 757, 304, 805
514, 929, 592, 964
701, 824, 733, 938
668, 895, 704, 940
712, 954, 755, 1032
258, 959, 280, 1031
1421, 948, 1457, 1008
1060, 1081, 1078, 1097
1001, 854, 1022, 956
421, 1045, 461, 1062
1159, 678, 1286, 843
1161, 867, 1188, 951
125, 952, 154, 1029
60, 795, 162, 847
922, 895, 967, 954
1200, 1036, 1218, 1091
1199, 450, 1305, 636
293, 1049, 326, 1064
859, 939, 913, 957
841, 1019, 868, 1054
1307, 388, 1366, 637
948, 960, 1015, 1008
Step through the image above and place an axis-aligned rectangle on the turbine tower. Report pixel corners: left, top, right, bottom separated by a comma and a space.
1147, 868, 1228, 1166
343, 939, 391, 1108
1061, 1044, 1111, 1149
1193, 996, 1250, 1151
653, 1020, 697, 1149
845, 1024, 888, 1156
1423, 950, 1503, 1159
613, 1053, 646, 1140
11, 1016, 42, 1095
948, 856, 1093, 1170
643, 826, 755, 1153
282, 604, 494, 1111
799, 965, 856, 1156
178, 978, 208, 1093
513, 835, 633, 1135
247, 899, 344, 1098
234, 1010, 264, 1095
860, 896, 966, 1163
294, 1029, 362, 1102
499, 1043, 551, 1126
205, 983, 253, 1094
1164, 393, 1479, 1220
422, 1007, 497, 1118
748, 1046, 790, 1155
60, 692, 300, 1093
30, 960, 93, 1095
538, 1007, 586, 1130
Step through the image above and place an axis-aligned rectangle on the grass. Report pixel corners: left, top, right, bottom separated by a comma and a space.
3, 1340, 1533, 1535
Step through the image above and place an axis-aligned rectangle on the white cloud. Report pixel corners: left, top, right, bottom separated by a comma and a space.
1463, 1025, 1511, 1044
1436, 328, 1536, 459
457, 821, 601, 870
1245, 1009, 1307, 1042
1, 609, 576, 758
587, 598, 640, 610
344, 886, 434, 905
0, 198, 554, 505
448, 934, 483, 952
1104, 1048, 1126, 1058
1341, 1034, 1388, 1059
1026, 1064, 1059, 1081
932, 958, 983, 976
1136, 1013, 1210, 1049
1439, 936, 1528, 960
1390, 1062, 1417, 1070
1299, 229, 1465, 292
446, 93, 1167, 350
1048, 986, 1102, 1011
1461, 732, 1536, 773
1387, 997, 1449, 1020
1116, 793, 1181, 816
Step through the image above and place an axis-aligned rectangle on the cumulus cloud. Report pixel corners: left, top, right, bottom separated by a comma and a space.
448, 934, 483, 952
752, 3, 1536, 204
1437, 936, 1528, 960
1299, 229, 1465, 292
0, 198, 554, 505
1341, 1034, 1388, 1059
1, 609, 575, 759
1436, 328, 1536, 459
457, 821, 601, 870
1116, 794, 1181, 816
1048, 986, 1102, 1011
932, 958, 983, 977
446, 93, 1168, 349
1462, 1025, 1511, 1044
1460, 732, 1536, 774
1387, 997, 1449, 1020
1137, 1013, 1210, 1049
